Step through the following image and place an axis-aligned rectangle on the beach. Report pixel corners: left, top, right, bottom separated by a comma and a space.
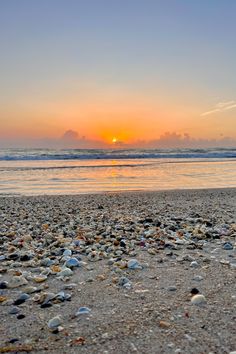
0, 188, 236, 354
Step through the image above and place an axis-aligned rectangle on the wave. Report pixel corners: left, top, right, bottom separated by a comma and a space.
1, 148, 236, 161
1, 163, 149, 171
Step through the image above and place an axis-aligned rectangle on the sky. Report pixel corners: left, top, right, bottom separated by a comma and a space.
0, 0, 236, 148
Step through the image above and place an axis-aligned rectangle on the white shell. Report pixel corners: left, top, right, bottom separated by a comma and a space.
191, 294, 207, 305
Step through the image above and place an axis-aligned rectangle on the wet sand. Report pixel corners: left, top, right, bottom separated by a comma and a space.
0, 188, 236, 354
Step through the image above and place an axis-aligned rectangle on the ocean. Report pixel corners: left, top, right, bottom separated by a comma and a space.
1, 148, 236, 195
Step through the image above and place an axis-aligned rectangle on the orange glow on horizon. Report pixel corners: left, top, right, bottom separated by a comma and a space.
1, 83, 235, 144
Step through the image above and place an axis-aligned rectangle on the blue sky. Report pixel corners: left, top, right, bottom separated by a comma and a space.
0, 0, 236, 146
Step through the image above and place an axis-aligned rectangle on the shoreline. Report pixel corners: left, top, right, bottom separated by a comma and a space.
1, 185, 236, 198
0, 188, 235, 353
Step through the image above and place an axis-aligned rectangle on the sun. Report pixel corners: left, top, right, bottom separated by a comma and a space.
112, 137, 117, 143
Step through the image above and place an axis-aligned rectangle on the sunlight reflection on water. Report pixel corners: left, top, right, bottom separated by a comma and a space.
0, 158, 236, 195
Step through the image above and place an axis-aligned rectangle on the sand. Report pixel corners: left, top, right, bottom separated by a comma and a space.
0, 188, 236, 354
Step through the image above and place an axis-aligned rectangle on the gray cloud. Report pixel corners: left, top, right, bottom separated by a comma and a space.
61, 130, 79, 140
1, 130, 236, 149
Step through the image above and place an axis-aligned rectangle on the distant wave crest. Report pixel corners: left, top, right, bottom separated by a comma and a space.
1, 148, 236, 161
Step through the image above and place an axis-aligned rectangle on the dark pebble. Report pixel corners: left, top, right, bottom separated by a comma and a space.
8, 338, 19, 344
8, 253, 19, 260
13, 293, 30, 306
52, 328, 59, 334
204, 221, 213, 227
191, 288, 200, 295
17, 314, 25, 319
145, 218, 153, 223
20, 254, 31, 262
0, 281, 8, 289
40, 302, 53, 308
153, 220, 161, 227
14, 298, 26, 306
166, 251, 173, 256
120, 240, 126, 248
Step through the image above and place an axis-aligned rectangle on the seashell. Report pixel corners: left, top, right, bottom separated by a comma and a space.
191, 294, 207, 305
115, 250, 123, 256
8, 276, 28, 288
87, 252, 99, 262
127, 259, 142, 270
63, 283, 77, 290
51, 265, 61, 273
223, 242, 233, 250
32, 294, 41, 302
13, 293, 30, 306
159, 320, 171, 328
190, 261, 199, 268
118, 276, 132, 289
33, 275, 47, 283
0, 296, 8, 303
63, 249, 72, 257
40, 258, 54, 267
147, 248, 156, 255
65, 257, 80, 268
116, 260, 127, 269
57, 267, 73, 277
48, 315, 63, 329
75, 307, 91, 316
9, 306, 20, 314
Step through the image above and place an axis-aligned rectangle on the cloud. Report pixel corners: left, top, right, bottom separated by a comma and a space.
0, 130, 108, 149
61, 130, 79, 140
1, 130, 236, 149
132, 132, 236, 149
201, 100, 236, 116
216, 101, 235, 108
225, 103, 236, 110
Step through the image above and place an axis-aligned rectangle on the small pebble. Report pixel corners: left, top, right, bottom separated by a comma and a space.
167, 286, 177, 292
190, 288, 200, 295
0, 281, 8, 289
17, 314, 26, 319
193, 275, 203, 281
